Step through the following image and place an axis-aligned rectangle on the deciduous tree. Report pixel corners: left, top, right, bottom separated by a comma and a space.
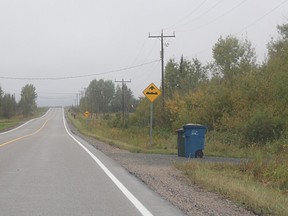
19, 84, 37, 116
212, 35, 256, 80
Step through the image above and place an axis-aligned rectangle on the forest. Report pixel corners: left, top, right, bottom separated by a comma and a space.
0, 84, 37, 118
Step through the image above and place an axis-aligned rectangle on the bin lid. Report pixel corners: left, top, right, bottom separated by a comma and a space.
183, 123, 206, 129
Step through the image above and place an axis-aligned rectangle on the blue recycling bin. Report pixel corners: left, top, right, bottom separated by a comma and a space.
183, 124, 206, 158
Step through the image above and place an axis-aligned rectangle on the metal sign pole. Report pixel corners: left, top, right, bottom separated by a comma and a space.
142, 83, 161, 146
150, 102, 153, 145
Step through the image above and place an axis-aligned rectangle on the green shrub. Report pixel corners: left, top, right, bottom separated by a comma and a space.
243, 110, 285, 144
107, 112, 122, 128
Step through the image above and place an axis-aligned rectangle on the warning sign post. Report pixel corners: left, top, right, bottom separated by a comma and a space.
143, 83, 161, 145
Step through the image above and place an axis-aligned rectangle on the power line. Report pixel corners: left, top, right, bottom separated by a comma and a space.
37, 96, 74, 100
173, 0, 224, 30
143, 39, 159, 62
178, 0, 248, 33
0, 60, 160, 81
38, 92, 76, 95
235, 0, 288, 35
186, 0, 288, 59
130, 37, 148, 65
164, 0, 208, 30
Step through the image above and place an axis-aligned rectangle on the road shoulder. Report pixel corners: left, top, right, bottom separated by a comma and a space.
67, 120, 255, 216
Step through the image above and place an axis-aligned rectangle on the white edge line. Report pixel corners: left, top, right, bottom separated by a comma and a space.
0, 108, 52, 135
62, 108, 153, 216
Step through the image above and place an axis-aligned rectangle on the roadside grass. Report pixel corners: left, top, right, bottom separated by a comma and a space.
67, 111, 288, 215
0, 118, 20, 131
0, 107, 49, 132
67, 113, 177, 154
182, 132, 288, 215
67, 112, 258, 157
176, 161, 288, 216
205, 131, 257, 158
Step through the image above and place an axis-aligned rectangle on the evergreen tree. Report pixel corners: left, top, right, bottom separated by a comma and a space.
2, 93, 16, 119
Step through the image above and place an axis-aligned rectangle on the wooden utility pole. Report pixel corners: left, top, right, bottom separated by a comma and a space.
148, 30, 175, 102
115, 79, 131, 124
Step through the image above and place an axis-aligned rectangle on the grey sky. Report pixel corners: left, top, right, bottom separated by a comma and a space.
0, 0, 287, 106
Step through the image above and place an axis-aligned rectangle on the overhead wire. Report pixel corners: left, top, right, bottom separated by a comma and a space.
171, 0, 224, 30
37, 91, 76, 95
130, 37, 148, 65
143, 39, 159, 62
162, 0, 248, 60
0, 59, 160, 81
235, 0, 288, 35
37, 96, 74, 100
172, 0, 288, 58
178, 0, 248, 33
164, 0, 209, 30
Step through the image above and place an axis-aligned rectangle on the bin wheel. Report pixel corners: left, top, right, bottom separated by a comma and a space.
195, 150, 204, 158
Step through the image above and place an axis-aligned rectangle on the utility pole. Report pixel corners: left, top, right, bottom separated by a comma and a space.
148, 30, 175, 102
115, 79, 131, 125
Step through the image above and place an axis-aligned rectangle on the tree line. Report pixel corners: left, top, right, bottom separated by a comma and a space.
130, 22, 288, 146
0, 84, 37, 118
77, 79, 137, 115
72, 21, 288, 147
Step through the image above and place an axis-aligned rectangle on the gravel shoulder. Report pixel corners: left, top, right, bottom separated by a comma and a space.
68, 121, 255, 216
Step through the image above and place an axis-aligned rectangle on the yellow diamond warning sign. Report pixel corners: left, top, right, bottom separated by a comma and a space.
84, 111, 90, 117
143, 83, 161, 103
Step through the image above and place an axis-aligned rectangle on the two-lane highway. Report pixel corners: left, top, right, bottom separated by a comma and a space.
0, 108, 184, 216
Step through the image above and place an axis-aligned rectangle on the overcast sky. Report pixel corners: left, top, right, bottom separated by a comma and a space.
0, 0, 287, 106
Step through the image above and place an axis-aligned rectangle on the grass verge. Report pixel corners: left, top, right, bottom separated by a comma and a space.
176, 161, 288, 216
67, 112, 177, 154
0, 107, 48, 132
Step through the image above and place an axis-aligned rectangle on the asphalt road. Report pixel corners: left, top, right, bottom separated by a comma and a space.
0, 108, 185, 216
